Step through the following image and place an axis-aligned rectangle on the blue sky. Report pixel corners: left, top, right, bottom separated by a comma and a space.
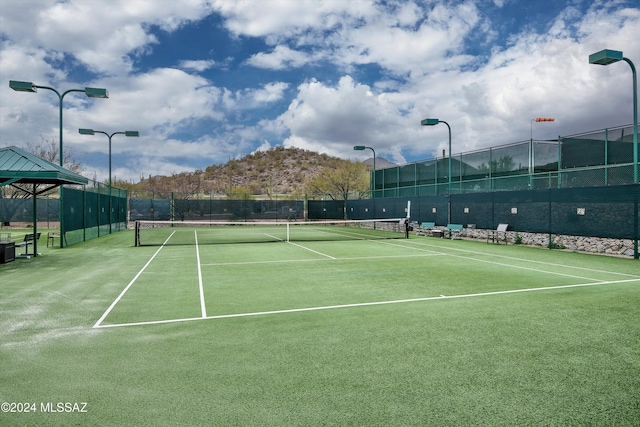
1, 0, 639, 182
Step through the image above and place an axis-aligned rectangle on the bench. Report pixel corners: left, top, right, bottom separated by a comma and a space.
415, 222, 435, 236
15, 232, 41, 258
488, 223, 509, 244
47, 232, 61, 247
445, 224, 463, 239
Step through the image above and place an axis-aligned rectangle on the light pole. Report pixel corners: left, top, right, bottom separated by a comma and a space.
353, 145, 376, 198
422, 118, 452, 225
79, 129, 139, 233
589, 49, 638, 260
421, 118, 452, 194
10, 80, 108, 248
589, 49, 637, 183
9, 81, 109, 167
530, 118, 555, 188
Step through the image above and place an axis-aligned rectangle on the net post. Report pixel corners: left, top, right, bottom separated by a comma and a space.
135, 221, 140, 247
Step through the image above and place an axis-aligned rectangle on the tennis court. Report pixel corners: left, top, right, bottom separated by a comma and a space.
98, 223, 639, 329
1, 226, 639, 425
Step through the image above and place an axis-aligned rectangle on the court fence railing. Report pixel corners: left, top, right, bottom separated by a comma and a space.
371, 124, 636, 197
0, 180, 128, 247
127, 184, 638, 258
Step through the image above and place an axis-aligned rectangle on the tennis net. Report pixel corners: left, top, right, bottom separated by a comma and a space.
134, 219, 405, 246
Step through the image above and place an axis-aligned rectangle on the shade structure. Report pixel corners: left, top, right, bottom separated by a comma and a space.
0, 146, 88, 257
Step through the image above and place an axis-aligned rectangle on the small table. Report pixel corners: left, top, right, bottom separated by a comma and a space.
431, 230, 444, 238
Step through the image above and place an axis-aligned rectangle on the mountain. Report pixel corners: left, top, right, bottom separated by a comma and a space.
193, 147, 396, 196
131, 146, 396, 197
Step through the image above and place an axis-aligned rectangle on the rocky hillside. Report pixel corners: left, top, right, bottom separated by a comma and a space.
200, 146, 393, 196
133, 146, 395, 197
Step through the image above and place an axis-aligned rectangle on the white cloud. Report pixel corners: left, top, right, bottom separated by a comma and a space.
265, 1, 639, 165
246, 45, 315, 70
212, 0, 373, 40
79, 68, 222, 136
222, 82, 289, 110
278, 76, 413, 164
1, 0, 639, 182
252, 140, 272, 154
230, 1, 481, 77
178, 59, 216, 72
0, 0, 213, 75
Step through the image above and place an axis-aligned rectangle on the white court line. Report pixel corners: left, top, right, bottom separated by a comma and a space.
93, 276, 640, 329
201, 252, 442, 267
376, 239, 633, 282
286, 241, 336, 259
195, 230, 207, 318
264, 233, 284, 241
405, 239, 640, 278
93, 231, 176, 328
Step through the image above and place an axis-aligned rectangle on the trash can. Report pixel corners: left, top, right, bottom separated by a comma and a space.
0, 241, 16, 264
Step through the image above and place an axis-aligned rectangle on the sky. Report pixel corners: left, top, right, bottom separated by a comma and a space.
1, 0, 639, 183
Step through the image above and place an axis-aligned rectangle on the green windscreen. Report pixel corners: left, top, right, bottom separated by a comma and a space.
61, 185, 128, 246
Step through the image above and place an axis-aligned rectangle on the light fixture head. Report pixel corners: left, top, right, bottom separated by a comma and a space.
79, 128, 95, 135
125, 131, 139, 137
84, 87, 109, 98
421, 118, 439, 126
9, 80, 37, 92
589, 49, 623, 66
353, 145, 366, 150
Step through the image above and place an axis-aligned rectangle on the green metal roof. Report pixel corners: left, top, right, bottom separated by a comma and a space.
0, 145, 88, 187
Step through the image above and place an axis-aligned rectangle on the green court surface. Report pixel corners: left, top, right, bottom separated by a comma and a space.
1, 229, 639, 425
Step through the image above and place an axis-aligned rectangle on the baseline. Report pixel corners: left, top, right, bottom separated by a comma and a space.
93, 277, 640, 329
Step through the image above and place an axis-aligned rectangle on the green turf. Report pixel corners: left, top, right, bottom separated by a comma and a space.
1, 230, 639, 425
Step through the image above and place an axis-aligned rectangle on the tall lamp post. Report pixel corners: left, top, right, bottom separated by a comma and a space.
422, 118, 452, 225
353, 145, 376, 198
588, 49, 638, 184
9, 80, 108, 248
9, 81, 109, 167
589, 49, 638, 260
421, 118, 452, 194
79, 129, 139, 233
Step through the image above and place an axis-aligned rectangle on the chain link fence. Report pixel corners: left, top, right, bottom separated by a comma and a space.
374, 125, 636, 196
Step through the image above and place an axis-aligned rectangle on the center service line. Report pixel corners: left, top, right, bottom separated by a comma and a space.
195, 230, 207, 318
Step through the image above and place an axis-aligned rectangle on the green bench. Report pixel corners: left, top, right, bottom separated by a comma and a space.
415, 222, 436, 236
15, 232, 41, 258
445, 224, 463, 239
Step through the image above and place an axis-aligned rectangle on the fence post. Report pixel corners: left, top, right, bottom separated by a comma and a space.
604, 128, 609, 186
557, 136, 562, 188
635, 187, 638, 259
